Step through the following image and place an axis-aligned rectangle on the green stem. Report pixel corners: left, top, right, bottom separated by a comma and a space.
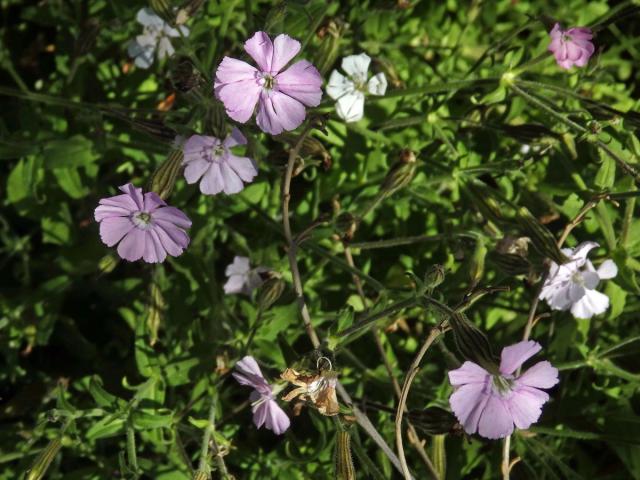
380, 78, 500, 100
126, 418, 140, 478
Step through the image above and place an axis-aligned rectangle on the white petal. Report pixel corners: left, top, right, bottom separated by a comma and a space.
597, 259, 618, 280
335, 91, 365, 123
326, 70, 354, 100
367, 72, 387, 96
157, 37, 174, 60
136, 8, 164, 27
570, 289, 609, 319
341, 53, 371, 83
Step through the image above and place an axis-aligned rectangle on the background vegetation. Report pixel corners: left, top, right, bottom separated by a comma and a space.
1, 0, 640, 478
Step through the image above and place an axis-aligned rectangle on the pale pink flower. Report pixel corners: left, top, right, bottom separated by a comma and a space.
94, 184, 191, 263
233, 356, 290, 435
214, 31, 323, 135
539, 242, 617, 319
548, 23, 595, 69
448, 340, 559, 439
182, 128, 257, 195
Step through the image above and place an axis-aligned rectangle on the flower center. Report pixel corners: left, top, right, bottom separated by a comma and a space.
571, 270, 585, 286
561, 33, 572, 43
491, 375, 513, 396
260, 73, 276, 90
132, 211, 152, 229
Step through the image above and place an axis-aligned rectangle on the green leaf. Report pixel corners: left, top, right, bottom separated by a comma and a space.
595, 153, 616, 189
85, 416, 125, 440
41, 135, 98, 169
7, 156, 42, 205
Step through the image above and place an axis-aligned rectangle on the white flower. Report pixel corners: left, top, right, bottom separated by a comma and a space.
224, 256, 267, 296
326, 53, 387, 123
127, 8, 189, 69
539, 242, 618, 319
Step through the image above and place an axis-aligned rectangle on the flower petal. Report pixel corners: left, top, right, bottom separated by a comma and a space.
326, 70, 354, 100
99, 217, 135, 247
597, 259, 618, 280
499, 340, 542, 375
341, 53, 371, 83
184, 159, 211, 185
220, 161, 244, 194
152, 207, 191, 229
244, 31, 274, 72
505, 386, 547, 430
233, 356, 269, 389
215, 57, 259, 84
226, 256, 251, 276
224, 274, 246, 295
449, 382, 489, 435
517, 361, 559, 389
136, 8, 164, 27
256, 91, 306, 135
335, 91, 365, 123
227, 154, 258, 183
367, 72, 387, 96
117, 228, 146, 262
271, 33, 301, 73
264, 399, 290, 434
448, 361, 489, 386
276, 60, 323, 106
570, 289, 609, 319
157, 37, 174, 60
223, 128, 247, 149
478, 396, 514, 439
200, 163, 225, 195
153, 223, 188, 257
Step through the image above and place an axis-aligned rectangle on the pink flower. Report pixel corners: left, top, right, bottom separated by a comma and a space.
94, 184, 191, 263
214, 31, 323, 135
548, 23, 595, 69
448, 340, 559, 439
233, 356, 290, 435
183, 128, 258, 195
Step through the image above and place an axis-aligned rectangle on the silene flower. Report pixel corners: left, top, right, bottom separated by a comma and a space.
182, 128, 258, 195
95, 183, 191, 263
539, 241, 617, 319
449, 340, 559, 439
233, 356, 290, 435
326, 53, 387, 123
548, 23, 595, 70
127, 8, 189, 69
224, 256, 267, 295
214, 31, 323, 135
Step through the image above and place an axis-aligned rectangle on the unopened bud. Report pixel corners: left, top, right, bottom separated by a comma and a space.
407, 406, 459, 436
334, 430, 356, 480
176, 0, 206, 24
150, 0, 173, 24
449, 312, 498, 374
314, 20, 344, 75
170, 57, 204, 94
431, 434, 446, 479
204, 101, 227, 139
516, 207, 567, 265
26, 437, 62, 480
192, 470, 210, 480
150, 149, 183, 200
423, 265, 445, 294
381, 150, 416, 196
335, 212, 358, 242
257, 275, 286, 311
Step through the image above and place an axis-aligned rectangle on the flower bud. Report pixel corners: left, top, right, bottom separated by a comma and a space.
204, 101, 227, 139
192, 470, 210, 480
150, 0, 174, 24
380, 149, 416, 197
449, 312, 499, 374
431, 434, 446, 479
26, 437, 62, 480
334, 212, 358, 242
407, 406, 459, 436
256, 275, 286, 311
314, 21, 344, 75
334, 430, 356, 480
516, 207, 567, 265
169, 57, 204, 94
423, 265, 445, 294
468, 237, 487, 288
150, 149, 183, 200
176, 0, 206, 25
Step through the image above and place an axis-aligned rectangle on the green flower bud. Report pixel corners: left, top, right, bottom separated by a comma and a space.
192, 470, 210, 480
150, 149, 183, 201
334, 430, 356, 480
516, 207, 567, 265
257, 275, 286, 311
449, 312, 499, 374
407, 406, 459, 436
380, 149, 416, 197
314, 21, 344, 75
335, 212, 358, 241
431, 434, 446, 480
26, 437, 62, 480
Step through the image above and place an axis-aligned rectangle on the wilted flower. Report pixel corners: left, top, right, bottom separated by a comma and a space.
326, 53, 387, 122
539, 241, 617, 319
224, 256, 267, 295
448, 340, 559, 439
94, 183, 191, 263
214, 31, 323, 135
233, 356, 290, 435
183, 128, 258, 195
127, 8, 189, 69
548, 23, 595, 70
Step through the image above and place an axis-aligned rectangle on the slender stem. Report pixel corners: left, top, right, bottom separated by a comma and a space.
510, 82, 640, 183
282, 124, 321, 348
350, 233, 473, 250
338, 297, 419, 338
501, 436, 511, 480
197, 398, 229, 479
395, 327, 444, 480
344, 246, 436, 473
281, 123, 406, 475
